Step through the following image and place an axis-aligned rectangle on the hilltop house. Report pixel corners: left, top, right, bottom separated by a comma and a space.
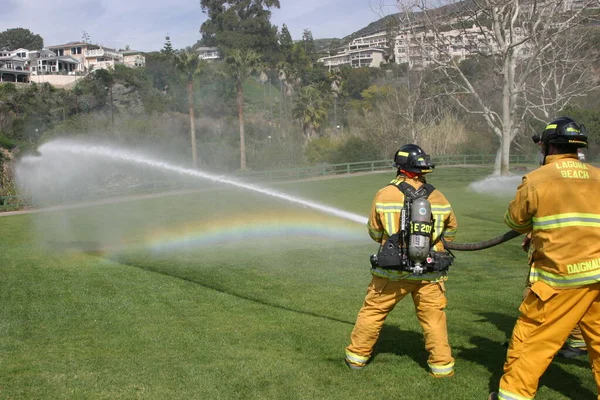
318, 32, 389, 69
45, 42, 146, 72
197, 47, 221, 61
0, 54, 30, 82
121, 50, 146, 68
84, 46, 124, 71
46, 41, 97, 72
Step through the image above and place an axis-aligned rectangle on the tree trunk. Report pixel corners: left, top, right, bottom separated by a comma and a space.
334, 97, 337, 128
500, 133, 511, 176
269, 83, 273, 121
493, 145, 502, 176
237, 82, 247, 170
279, 81, 284, 127
263, 85, 267, 115
188, 80, 197, 168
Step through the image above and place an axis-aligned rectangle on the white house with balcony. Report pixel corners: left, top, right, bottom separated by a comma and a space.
84, 47, 124, 71
318, 47, 387, 70
47, 42, 98, 72
0, 55, 30, 82
197, 47, 221, 61
319, 30, 390, 70
394, 24, 500, 68
348, 31, 388, 51
121, 50, 146, 68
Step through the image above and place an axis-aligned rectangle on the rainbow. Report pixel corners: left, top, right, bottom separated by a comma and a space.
140, 212, 368, 253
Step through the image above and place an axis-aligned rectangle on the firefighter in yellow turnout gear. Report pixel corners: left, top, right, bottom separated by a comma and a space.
345, 144, 458, 377
489, 117, 600, 400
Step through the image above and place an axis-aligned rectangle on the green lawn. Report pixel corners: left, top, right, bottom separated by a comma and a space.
0, 168, 596, 399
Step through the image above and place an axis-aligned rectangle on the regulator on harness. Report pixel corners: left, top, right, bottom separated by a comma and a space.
369, 182, 454, 275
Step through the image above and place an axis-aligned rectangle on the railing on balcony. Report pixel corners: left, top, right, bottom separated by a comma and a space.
84, 49, 123, 61
90, 61, 118, 70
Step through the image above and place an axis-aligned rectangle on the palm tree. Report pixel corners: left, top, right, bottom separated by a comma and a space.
176, 51, 207, 168
257, 62, 269, 115
292, 85, 329, 141
224, 49, 261, 170
329, 72, 342, 128
276, 61, 289, 124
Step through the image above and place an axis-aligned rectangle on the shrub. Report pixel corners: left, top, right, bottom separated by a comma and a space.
0, 83, 17, 95
304, 137, 338, 164
329, 136, 380, 164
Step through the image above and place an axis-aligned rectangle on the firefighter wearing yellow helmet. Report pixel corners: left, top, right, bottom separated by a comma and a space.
489, 117, 600, 400
345, 144, 458, 378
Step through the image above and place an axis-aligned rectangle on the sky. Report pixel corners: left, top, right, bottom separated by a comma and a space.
0, 0, 399, 52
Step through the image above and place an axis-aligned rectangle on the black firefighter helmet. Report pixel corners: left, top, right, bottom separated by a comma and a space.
393, 144, 435, 174
532, 117, 588, 149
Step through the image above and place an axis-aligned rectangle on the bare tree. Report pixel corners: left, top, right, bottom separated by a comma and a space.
387, 67, 444, 144
385, 0, 600, 175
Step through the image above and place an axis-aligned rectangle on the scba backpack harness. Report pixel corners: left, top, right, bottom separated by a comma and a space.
369, 182, 454, 275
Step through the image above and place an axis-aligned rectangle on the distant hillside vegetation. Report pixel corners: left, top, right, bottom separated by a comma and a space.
341, 13, 400, 43
313, 12, 401, 53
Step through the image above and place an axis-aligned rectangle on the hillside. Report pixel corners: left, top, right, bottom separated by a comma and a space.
313, 12, 401, 52
341, 13, 400, 43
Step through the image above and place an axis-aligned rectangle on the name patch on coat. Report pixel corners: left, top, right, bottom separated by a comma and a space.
567, 257, 600, 274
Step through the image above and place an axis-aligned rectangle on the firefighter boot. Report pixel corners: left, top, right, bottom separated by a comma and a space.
557, 345, 587, 358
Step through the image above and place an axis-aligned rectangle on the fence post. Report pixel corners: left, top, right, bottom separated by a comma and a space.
347, 163, 350, 174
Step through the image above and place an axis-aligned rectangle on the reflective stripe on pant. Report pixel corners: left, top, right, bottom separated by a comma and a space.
567, 324, 587, 349
499, 281, 600, 399
345, 276, 454, 373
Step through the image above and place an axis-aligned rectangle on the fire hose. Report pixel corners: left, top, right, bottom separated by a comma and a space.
443, 230, 523, 251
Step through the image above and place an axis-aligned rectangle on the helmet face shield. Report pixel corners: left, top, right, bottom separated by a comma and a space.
411, 154, 433, 169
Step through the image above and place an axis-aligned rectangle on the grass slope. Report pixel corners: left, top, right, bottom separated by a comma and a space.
0, 168, 595, 399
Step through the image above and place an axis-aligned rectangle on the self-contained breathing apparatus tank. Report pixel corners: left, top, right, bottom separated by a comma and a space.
408, 197, 433, 274
369, 183, 453, 275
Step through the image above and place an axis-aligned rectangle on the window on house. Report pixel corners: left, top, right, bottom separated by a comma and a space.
57, 49, 64, 56
71, 47, 82, 55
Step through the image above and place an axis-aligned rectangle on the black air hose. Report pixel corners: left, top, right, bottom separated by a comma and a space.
443, 230, 523, 251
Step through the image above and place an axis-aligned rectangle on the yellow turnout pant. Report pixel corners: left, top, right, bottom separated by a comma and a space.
498, 281, 600, 400
345, 276, 454, 376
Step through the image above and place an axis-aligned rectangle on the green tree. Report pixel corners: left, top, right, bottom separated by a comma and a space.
344, 68, 373, 100
177, 51, 207, 168
224, 49, 261, 170
161, 34, 175, 58
199, 0, 280, 57
292, 85, 329, 141
0, 28, 43, 50
278, 24, 293, 61
301, 29, 316, 59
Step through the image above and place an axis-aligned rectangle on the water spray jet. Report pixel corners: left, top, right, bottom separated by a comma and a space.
22, 139, 523, 253
33, 140, 369, 225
